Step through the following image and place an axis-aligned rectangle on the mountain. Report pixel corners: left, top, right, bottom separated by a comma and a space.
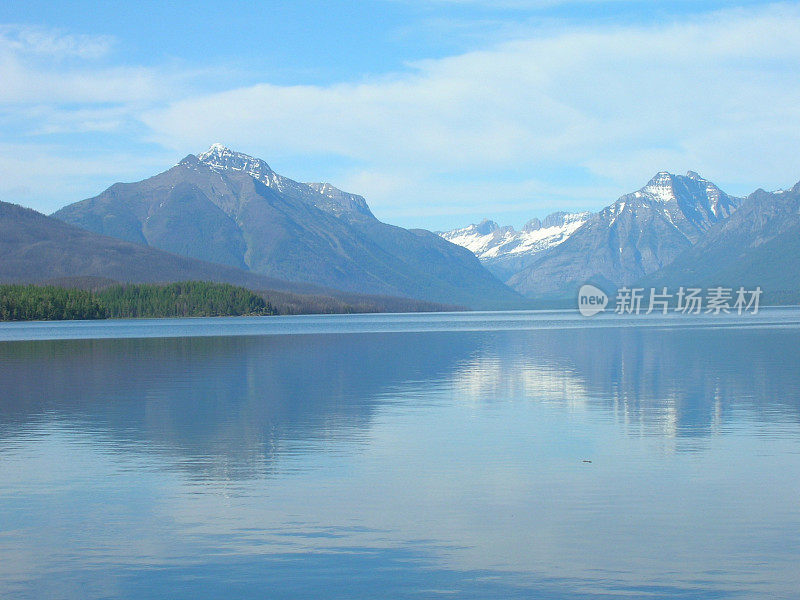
0, 200, 457, 312
1, 199, 334, 291
641, 181, 800, 301
439, 211, 591, 281
53, 144, 521, 309
506, 171, 742, 298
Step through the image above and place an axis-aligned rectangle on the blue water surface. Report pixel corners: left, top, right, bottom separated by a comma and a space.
1, 310, 799, 599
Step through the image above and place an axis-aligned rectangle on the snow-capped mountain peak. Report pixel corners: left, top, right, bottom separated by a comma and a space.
199, 142, 233, 158
640, 171, 679, 203
475, 219, 500, 235
440, 211, 591, 263
183, 145, 374, 219
619, 171, 739, 235
197, 143, 275, 180
526, 211, 590, 231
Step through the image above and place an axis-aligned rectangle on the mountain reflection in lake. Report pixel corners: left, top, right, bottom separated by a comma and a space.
1, 313, 799, 599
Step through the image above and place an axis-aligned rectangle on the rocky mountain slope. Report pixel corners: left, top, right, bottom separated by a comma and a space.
505, 172, 741, 297
0, 200, 457, 312
53, 144, 521, 308
641, 181, 800, 300
1, 200, 318, 290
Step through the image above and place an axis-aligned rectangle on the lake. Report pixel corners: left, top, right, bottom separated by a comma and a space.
1, 310, 799, 599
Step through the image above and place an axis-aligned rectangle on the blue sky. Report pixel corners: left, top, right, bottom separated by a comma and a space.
1, 0, 799, 230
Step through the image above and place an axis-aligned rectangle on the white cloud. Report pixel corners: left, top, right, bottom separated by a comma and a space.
4, 5, 800, 228
0, 26, 194, 215
0, 25, 191, 108
141, 2, 800, 222
0, 55, 166, 107
0, 25, 114, 59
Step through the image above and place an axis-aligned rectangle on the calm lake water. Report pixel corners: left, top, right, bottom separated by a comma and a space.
1, 310, 799, 599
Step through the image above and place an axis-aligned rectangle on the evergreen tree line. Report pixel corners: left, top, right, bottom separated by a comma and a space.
0, 282, 276, 321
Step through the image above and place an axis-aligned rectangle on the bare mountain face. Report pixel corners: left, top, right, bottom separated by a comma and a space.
439, 211, 591, 281
0, 200, 328, 292
641, 180, 800, 300
505, 172, 742, 298
0, 200, 463, 312
52, 145, 521, 308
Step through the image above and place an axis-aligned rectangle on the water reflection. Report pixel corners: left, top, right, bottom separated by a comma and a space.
0, 333, 483, 481
450, 327, 800, 439
1, 320, 799, 599
4, 327, 799, 461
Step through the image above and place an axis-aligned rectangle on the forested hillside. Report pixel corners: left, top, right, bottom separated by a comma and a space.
0, 282, 275, 321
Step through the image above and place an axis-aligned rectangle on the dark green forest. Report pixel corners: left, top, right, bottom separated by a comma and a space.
0, 282, 275, 321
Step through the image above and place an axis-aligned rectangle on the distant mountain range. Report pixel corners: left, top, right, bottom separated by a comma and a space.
5, 143, 799, 307
439, 212, 590, 281
52, 144, 522, 309
508, 172, 741, 297
439, 171, 792, 299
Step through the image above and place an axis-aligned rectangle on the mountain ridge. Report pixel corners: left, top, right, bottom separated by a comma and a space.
508, 171, 742, 297
440, 171, 742, 298
439, 211, 591, 281
52, 145, 522, 309
0, 200, 460, 313
2, 199, 323, 292
640, 180, 800, 300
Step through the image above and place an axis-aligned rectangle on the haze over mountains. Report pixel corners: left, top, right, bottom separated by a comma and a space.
52, 144, 521, 309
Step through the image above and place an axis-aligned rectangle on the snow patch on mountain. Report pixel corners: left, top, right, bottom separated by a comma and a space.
440, 212, 591, 261
196, 143, 303, 195
190, 144, 373, 218
609, 171, 740, 240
